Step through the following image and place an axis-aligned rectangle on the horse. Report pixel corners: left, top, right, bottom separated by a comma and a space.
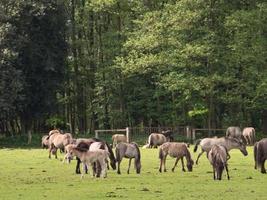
194, 137, 248, 165
225, 126, 242, 140
115, 142, 141, 174
41, 135, 49, 149
148, 133, 168, 148
254, 138, 267, 173
65, 145, 108, 178
161, 130, 174, 142
112, 134, 127, 148
242, 127, 256, 145
47, 130, 73, 159
208, 144, 230, 180
74, 138, 116, 174
159, 142, 194, 173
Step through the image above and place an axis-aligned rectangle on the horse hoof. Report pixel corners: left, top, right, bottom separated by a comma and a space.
159, 169, 162, 173
171, 168, 174, 172
164, 169, 167, 172
182, 169, 186, 172
117, 171, 121, 175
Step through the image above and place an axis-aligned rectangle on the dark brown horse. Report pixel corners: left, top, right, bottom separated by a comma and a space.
254, 138, 267, 173
208, 144, 230, 180
159, 142, 194, 173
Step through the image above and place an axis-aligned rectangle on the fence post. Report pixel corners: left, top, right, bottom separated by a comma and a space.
192, 128, 196, 141
95, 130, 99, 139
126, 127, 130, 143
186, 126, 191, 141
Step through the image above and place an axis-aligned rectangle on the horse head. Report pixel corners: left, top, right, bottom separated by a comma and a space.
232, 138, 248, 156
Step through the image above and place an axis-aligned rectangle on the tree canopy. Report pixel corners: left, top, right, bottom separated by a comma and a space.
0, 0, 266, 135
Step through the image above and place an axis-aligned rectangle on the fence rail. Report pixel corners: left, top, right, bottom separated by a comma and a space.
94, 126, 227, 144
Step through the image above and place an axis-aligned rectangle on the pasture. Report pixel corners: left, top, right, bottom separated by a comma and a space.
0, 147, 266, 200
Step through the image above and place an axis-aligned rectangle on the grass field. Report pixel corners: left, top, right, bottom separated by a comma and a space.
0, 146, 266, 200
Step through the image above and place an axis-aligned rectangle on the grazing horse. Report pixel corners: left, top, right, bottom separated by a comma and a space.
254, 138, 267, 173
115, 142, 141, 174
159, 142, 194, 173
208, 144, 230, 180
161, 130, 174, 142
41, 135, 49, 149
242, 127, 256, 145
47, 130, 73, 159
112, 134, 127, 148
148, 133, 168, 148
74, 138, 116, 174
194, 137, 248, 165
225, 126, 242, 140
65, 145, 108, 178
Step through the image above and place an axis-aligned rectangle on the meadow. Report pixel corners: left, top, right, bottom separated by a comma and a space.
0, 146, 266, 200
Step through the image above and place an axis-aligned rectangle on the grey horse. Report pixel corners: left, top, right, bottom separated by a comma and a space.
194, 137, 248, 164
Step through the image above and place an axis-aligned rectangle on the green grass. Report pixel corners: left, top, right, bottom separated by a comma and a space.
0, 147, 266, 200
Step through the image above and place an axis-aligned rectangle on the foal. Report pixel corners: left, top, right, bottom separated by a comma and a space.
159, 142, 194, 173
208, 144, 230, 180
65, 146, 108, 178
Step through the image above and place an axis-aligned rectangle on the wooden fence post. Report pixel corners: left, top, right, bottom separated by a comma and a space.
126, 127, 130, 143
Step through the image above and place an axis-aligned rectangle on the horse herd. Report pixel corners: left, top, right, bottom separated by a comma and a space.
41, 126, 267, 181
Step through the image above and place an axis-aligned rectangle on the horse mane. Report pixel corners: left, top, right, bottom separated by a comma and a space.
105, 141, 116, 162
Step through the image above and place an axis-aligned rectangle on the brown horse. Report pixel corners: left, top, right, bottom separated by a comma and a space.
65, 145, 108, 178
159, 142, 194, 173
112, 134, 127, 148
148, 133, 168, 148
208, 144, 230, 180
254, 138, 267, 173
242, 127, 256, 145
115, 142, 141, 174
47, 130, 73, 159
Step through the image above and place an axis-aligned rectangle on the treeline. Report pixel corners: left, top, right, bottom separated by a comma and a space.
0, 0, 267, 136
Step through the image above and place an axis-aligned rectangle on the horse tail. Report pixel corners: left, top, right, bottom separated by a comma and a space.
256, 142, 264, 169
254, 142, 258, 169
194, 139, 201, 152
148, 134, 153, 147
252, 128, 256, 144
105, 141, 116, 170
159, 146, 164, 160
131, 142, 141, 163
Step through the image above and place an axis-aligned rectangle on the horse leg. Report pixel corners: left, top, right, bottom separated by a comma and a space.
117, 160, 121, 174
215, 166, 216, 180
159, 158, 163, 173
171, 157, 180, 172
76, 158, 81, 174
196, 150, 205, 165
48, 147, 52, 159
163, 155, 167, 172
225, 164, 230, 180
81, 162, 87, 179
127, 158, 132, 174
181, 157, 186, 172
261, 159, 266, 174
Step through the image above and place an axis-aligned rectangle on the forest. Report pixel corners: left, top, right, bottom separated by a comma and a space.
0, 0, 267, 136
